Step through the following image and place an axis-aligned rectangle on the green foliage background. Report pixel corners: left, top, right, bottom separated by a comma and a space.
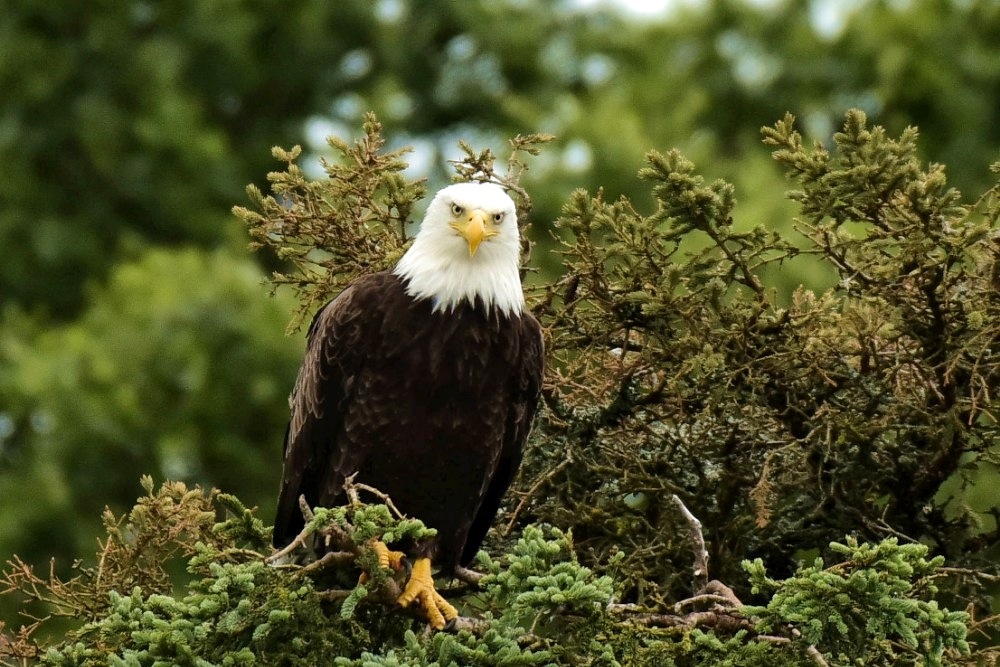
3, 0, 1000, 663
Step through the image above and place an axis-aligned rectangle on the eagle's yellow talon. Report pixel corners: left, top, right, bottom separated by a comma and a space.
359, 539, 407, 585
397, 557, 458, 630
371, 539, 407, 570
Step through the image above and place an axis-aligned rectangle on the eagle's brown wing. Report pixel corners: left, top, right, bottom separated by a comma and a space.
272, 277, 374, 548
459, 310, 545, 566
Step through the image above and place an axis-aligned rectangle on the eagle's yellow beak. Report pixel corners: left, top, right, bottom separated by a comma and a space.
451, 209, 498, 257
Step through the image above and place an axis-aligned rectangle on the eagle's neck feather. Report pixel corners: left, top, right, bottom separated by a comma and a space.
392, 236, 525, 317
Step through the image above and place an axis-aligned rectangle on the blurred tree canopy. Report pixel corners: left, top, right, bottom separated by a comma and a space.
2, 0, 1000, 659
0, 248, 299, 566
5, 0, 1000, 312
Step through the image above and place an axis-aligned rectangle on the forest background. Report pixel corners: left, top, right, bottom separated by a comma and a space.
2, 0, 1000, 661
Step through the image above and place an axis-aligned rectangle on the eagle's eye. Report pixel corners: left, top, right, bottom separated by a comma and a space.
493, 212, 504, 224
451, 203, 464, 216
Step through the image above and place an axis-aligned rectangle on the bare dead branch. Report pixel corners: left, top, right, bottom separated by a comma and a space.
345, 475, 408, 521
607, 603, 752, 632
314, 589, 354, 602
671, 494, 709, 590
266, 496, 318, 564
790, 628, 831, 667
298, 494, 316, 522
454, 566, 485, 586
806, 645, 831, 667
700, 579, 743, 607
300, 551, 356, 574
672, 593, 736, 613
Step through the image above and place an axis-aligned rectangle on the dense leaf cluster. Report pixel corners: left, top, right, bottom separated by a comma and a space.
743, 538, 969, 665
513, 110, 1000, 618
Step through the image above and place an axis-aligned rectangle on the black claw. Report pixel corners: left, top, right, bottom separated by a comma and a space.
443, 617, 458, 633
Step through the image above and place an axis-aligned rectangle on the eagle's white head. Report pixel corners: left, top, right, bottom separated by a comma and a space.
393, 182, 525, 317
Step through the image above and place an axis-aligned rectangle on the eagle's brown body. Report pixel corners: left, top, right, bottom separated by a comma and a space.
273, 271, 543, 571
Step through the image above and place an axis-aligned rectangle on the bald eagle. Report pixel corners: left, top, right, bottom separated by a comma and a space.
273, 182, 544, 628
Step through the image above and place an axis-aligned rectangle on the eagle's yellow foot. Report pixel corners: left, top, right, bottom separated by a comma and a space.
358, 539, 406, 585
396, 557, 458, 630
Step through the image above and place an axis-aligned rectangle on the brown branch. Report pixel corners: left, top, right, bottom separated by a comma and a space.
344, 474, 408, 520
673, 592, 736, 613
300, 551, 356, 574
699, 579, 743, 607
94, 534, 115, 591
702, 222, 765, 298
0, 620, 40, 663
